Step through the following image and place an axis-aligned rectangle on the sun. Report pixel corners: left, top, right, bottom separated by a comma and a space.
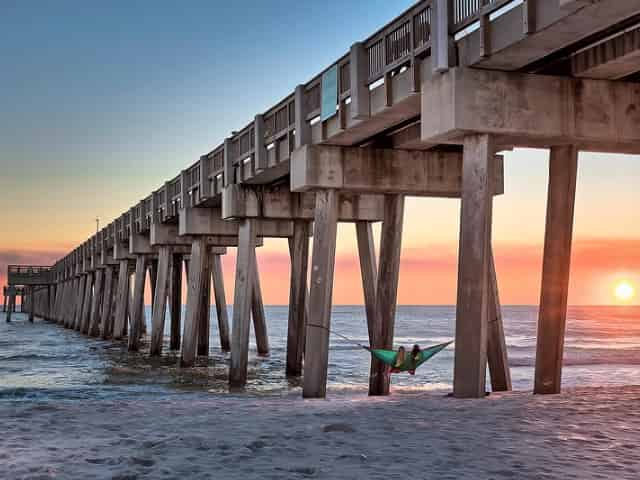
614, 281, 636, 302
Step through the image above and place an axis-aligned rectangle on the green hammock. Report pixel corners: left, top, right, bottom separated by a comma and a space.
367, 341, 452, 372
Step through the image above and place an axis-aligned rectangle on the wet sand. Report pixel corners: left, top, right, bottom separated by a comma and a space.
2, 386, 639, 479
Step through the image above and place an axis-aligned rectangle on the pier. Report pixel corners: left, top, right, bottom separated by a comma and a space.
7, 0, 640, 398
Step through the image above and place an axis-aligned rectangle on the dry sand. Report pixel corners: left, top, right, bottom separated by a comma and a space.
2, 386, 639, 479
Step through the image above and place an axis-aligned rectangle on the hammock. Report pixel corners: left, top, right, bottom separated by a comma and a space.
309, 323, 452, 373
367, 341, 452, 372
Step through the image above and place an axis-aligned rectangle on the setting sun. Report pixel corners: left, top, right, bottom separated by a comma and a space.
614, 281, 636, 302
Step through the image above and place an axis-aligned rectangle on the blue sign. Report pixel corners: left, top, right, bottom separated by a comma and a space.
321, 65, 338, 122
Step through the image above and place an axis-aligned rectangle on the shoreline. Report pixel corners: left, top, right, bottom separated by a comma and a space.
2, 385, 639, 479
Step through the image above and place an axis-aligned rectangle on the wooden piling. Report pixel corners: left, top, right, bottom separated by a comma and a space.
63, 280, 73, 327
169, 253, 183, 350
302, 190, 339, 398
6, 293, 14, 322
229, 219, 257, 387
66, 280, 76, 328
149, 258, 158, 316
28, 287, 35, 322
88, 269, 104, 337
53, 284, 62, 324
150, 246, 171, 356
80, 273, 94, 334
534, 146, 578, 395
101, 266, 115, 339
128, 256, 147, 351
453, 134, 495, 399
211, 254, 230, 351
57, 282, 64, 324
356, 222, 378, 346
356, 221, 383, 394
486, 247, 512, 391
113, 260, 130, 340
197, 257, 211, 357
251, 251, 269, 356
72, 276, 85, 330
181, 238, 209, 367
370, 195, 404, 396
286, 221, 309, 376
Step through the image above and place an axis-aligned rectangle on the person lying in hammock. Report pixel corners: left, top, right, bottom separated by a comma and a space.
391, 346, 406, 373
390, 344, 422, 375
368, 340, 450, 374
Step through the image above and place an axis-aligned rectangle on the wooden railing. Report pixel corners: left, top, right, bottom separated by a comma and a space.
451, 0, 515, 32
8, 266, 51, 274
190, 0, 434, 197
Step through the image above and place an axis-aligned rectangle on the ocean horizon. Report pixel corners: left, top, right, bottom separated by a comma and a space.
1, 304, 639, 401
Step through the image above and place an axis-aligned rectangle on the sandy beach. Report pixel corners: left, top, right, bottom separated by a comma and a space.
2, 385, 639, 479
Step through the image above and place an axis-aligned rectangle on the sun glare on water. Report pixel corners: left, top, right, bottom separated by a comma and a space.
614, 281, 636, 303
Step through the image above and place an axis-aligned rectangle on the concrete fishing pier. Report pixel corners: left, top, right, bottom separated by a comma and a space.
6, 0, 640, 399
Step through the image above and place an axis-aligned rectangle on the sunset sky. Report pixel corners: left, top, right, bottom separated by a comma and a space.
1, 1, 638, 306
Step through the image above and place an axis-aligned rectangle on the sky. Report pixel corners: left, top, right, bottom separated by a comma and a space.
0, 1, 638, 306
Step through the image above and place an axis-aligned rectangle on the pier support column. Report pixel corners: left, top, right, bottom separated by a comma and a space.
356, 222, 377, 345
534, 146, 578, 395
251, 253, 269, 356
88, 269, 104, 337
53, 283, 62, 323
229, 219, 257, 387
454, 134, 495, 399
197, 258, 211, 357
73, 276, 86, 330
487, 247, 512, 392
181, 238, 209, 367
211, 254, 230, 351
63, 280, 71, 326
66, 279, 77, 328
356, 221, 382, 393
169, 253, 183, 350
149, 258, 158, 315
286, 220, 310, 376
128, 255, 147, 351
48, 285, 54, 321
60, 282, 68, 324
370, 195, 405, 396
6, 292, 15, 322
28, 287, 35, 323
63, 280, 72, 327
56, 282, 63, 324
73, 277, 83, 329
113, 261, 130, 340
150, 246, 171, 356
80, 273, 94, 334
303, 190, 339, 399
101, 266, 115, 339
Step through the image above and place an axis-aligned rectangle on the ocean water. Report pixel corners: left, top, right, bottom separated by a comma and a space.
1, 305, 639, 401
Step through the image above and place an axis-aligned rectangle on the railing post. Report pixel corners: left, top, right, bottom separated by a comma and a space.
179, 170, 189, 210
432, 0, 453, 73
223, 137, 234, 187
294, 85, 311, 149
522, 0, 536, 35
199, 155, 209, 202
349, 42, 370, 120
254, 114, 267, 173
